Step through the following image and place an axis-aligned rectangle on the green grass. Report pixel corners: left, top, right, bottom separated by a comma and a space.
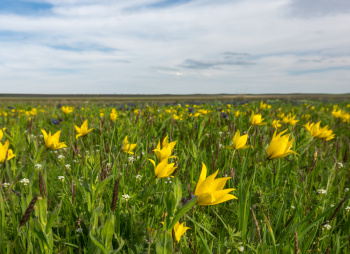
0, 100, 349, 253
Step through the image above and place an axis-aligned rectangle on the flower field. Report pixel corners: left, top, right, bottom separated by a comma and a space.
0, 100, 349, 253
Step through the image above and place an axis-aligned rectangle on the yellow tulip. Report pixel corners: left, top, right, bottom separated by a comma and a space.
250, 111, 266, 126
41, 130, 67, 150
174, 221, 190, 243
282, 113, 299, 126
74, 120, 94, 139
153, 136, 177, 162
122, 136, 137, 154
62, 106, 74, 115
194, 163, 237, 206
226, 130, 250, 150
305, 121, 335, 141
271, 120, 281, 129
266, 130, 298, 160
0, 128, 6, 141
0, 140, 15, 163
148, 158, 177, 178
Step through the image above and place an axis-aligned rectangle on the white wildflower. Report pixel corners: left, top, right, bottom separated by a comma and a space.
20, 178, 30, 185
58, 176, 65, 181
323, 224, 331, 230
218, 131, 223, 135
345, 206, 350, 212
106, 163, 112, 167
291, 206, 295, 209
128, 157, 136, 163
35, 164, 42, 170
337, 162, 344, 168
122, 194, 130, 201
318, 189, 327, 194
238, 246, 244, 252
65, 164, 71, 169
345, 188, 349, 192
3, 183, 10, 188
136, 175, 142, 180
58, 155, 65, 160
76, 228, 83, 233
331, 204, 334, 207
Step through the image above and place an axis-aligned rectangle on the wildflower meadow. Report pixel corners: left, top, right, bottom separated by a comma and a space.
0, 99, 349, 253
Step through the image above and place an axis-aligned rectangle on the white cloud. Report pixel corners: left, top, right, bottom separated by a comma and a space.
0, 0, 350, 94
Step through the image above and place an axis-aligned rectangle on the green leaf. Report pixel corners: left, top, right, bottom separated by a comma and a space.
89, 231, 107, 254
46, 201, 62, 234
95, 175, 114, 199
156, 231, 173, 254
164, 192, 176, 217
167, 196, 198, 231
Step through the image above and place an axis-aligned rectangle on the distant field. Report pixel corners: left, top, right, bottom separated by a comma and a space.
0, 93, 350, 104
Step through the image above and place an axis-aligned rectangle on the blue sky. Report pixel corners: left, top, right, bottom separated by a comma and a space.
0, 0, 350, 94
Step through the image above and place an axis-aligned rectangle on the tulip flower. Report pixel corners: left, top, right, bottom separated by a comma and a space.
304, 121, 334, 141
266, 130, 298, 160
194, 163, 237, 206
122, 136, 137, 154
174, 221, 190, 243
74, 119, 94, 139
41, 130, 67, 150
0, 128, 6, 141
0, 140, 15, 163
149, 158, 177, 178
250, 111, 266, 126
271, 120, 281, 129
282, 113, 299, 126
62, 106, 74, 115
153, 136, 177, 161
226, 130, 250, 150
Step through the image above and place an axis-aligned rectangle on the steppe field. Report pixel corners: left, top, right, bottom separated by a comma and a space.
0, 94, 349, 253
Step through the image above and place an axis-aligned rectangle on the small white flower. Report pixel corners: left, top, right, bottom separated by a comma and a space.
122, 194, 130, 201
136, 175, 142, 180
331, 204, 334, 207
76, 228, 83, 233
58, 155, 65, 160
58, 176, 65, 181
318, 189, 327, 194
323, 224, 331, 230
20, 178, 30, 185
65, 164, 71, 169
40, 134, 43, 138
205, 133, 210, 137
291, 205, 295, 209
128, 157, 136, 163
345, 206, 350, 212
3, 183, 10, 188
96, 149, 99, 152
345, 188, 349, 192
35, 164, 42, 170
218, 131, 223, 135
337, 162, 344, 168
238, 246, 244, 252
106, 163, 112, 167
141, 152, 145, 156
73, 160, 77, 163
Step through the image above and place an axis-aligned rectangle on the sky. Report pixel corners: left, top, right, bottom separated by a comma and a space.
0, 0, 350, 94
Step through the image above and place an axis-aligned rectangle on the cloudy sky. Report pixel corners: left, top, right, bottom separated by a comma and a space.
0, 0, 350, 94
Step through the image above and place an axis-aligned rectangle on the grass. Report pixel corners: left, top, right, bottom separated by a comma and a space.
0, 99, 349, 253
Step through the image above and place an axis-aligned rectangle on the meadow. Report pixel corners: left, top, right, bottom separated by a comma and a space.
0, 98, 349, 253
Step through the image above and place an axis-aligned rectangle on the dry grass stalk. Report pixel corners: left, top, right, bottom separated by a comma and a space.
19, 194, 39, 230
